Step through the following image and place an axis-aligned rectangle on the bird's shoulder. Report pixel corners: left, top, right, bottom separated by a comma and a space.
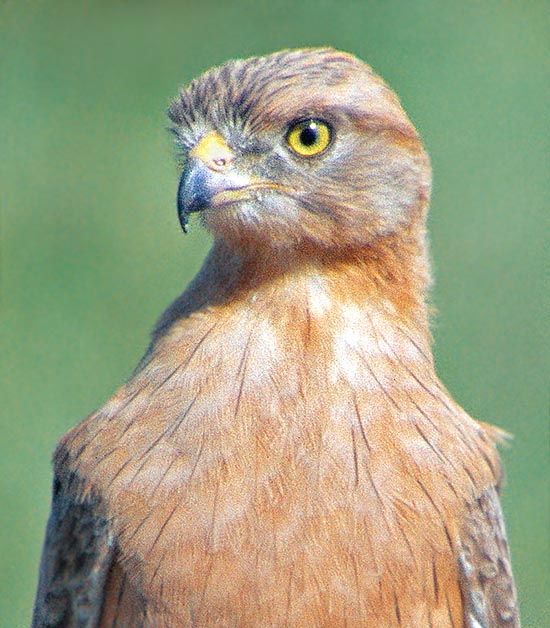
32, 466, 113, 627
459, 484, 520, 627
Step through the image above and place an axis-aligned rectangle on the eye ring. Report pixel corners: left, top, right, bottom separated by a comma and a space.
286, 119, 332, 157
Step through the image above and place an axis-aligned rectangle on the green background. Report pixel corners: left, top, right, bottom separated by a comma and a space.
1, 1, 548, 625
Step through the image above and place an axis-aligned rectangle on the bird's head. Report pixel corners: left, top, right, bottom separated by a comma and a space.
168, 48, 431, 259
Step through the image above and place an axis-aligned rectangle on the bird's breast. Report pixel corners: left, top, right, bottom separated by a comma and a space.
63, 299, 496, 627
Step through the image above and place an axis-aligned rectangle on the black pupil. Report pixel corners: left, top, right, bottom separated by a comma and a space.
299, 123, 319, 146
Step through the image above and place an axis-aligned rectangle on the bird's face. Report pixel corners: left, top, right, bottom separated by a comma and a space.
169, 49, 431, 256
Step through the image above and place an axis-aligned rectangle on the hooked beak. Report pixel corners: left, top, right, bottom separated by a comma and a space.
177, 160, 252, 233
177, 131, 250, 233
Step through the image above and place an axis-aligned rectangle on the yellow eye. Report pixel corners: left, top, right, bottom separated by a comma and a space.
286, 119, 332, 157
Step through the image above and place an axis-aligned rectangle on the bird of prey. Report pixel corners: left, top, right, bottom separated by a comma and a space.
32, 48, 520, 628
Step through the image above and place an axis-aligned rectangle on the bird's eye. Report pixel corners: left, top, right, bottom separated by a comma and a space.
286, 119, 332, 157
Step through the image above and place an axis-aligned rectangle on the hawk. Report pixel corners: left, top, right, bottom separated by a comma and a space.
32, 48, 520, 628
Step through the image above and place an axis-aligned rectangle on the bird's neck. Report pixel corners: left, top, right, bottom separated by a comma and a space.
154, 224, 433, 363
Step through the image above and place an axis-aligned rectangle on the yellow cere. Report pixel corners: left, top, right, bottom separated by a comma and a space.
190, 131, 233, 162
286, 119, 331, 157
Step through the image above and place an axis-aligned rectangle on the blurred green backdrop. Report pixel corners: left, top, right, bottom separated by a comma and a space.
1, 1, 548, 625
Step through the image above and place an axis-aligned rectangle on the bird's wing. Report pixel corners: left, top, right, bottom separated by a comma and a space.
32, 473, 114, 628
459, 485, 520, 628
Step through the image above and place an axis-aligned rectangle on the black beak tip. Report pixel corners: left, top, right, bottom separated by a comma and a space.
177, 198, 190, 234
177, 173, 191, 234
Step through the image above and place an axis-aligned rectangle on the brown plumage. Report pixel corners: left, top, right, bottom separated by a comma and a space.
32, 48, 520, 627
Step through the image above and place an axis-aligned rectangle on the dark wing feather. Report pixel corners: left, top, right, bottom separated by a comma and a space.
32, 473, 114, 628
459, 485, 520, 628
